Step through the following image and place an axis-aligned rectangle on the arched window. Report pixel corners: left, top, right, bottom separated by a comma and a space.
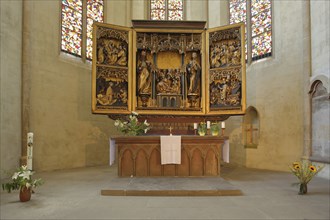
150, 0, 183, 20
61, 0, 104, 60
229, 0, 272, 62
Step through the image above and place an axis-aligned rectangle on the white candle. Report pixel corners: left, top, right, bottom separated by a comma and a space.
221, 122, 226, 129
27, 132, 33, 170
193, 123, 198, 129
207, 121, 211, 129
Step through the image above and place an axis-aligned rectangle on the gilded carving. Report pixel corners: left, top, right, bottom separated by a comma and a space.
135, 32, 203, 110
208, 26, 244, 111
92, 24, 131, 113
95, 66, 128, 108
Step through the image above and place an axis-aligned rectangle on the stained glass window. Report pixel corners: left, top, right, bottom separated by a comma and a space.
229, 0, 272, 62
86, 0, 104, 60
251, 0, 272, 60
61, 0, 104, 60
61, 0, 83, 56
150, 0, 183, 20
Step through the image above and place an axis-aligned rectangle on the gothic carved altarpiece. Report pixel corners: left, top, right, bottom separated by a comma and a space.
92, 22, 246, 117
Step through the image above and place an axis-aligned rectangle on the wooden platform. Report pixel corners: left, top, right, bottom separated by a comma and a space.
101, 177, 243, 196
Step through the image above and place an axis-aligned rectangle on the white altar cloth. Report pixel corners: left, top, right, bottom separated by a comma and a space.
160, 135, 181, 165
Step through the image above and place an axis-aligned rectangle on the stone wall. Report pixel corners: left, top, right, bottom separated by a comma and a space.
0, 0, 23, 177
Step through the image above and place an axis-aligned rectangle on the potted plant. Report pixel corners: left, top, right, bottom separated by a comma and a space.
198, 122, 207, 136
210, 123, 220, 136
289, 159, 324, 195
2, 165, 43, 202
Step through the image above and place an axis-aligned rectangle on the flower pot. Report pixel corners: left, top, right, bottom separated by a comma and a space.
211, 131, 219, 136
19, 187, 32, 202
299, 183, 307, 195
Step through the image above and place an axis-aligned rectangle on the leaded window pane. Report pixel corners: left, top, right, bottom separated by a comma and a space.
61, 1, 83, 56
151, 0, 183, 20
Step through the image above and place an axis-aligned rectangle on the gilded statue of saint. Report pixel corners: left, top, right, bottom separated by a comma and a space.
186, 52, 201, 94
137, 50, 152, 94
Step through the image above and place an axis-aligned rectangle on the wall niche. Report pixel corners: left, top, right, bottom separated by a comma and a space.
243, 106, 259, 148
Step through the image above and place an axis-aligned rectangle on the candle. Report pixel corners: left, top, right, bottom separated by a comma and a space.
207, 121, 211, 129
193, 123, 198, 130
27, 132, 33, 170
221, 122, 226, 129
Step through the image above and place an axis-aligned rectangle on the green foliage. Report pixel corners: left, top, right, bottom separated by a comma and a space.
114, 111, 151, 136
2, 165, 43, 193
198, 122, 207, 135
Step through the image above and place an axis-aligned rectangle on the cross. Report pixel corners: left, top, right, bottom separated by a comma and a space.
169, 126, 173, 135
245, 124, 259, 144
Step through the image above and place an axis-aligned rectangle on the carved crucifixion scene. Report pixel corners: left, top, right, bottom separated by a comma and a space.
208, 27, 243, 110
93, 25, 130, 112
135, 32, 203, 110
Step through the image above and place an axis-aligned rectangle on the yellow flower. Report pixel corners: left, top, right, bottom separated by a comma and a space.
294, 164, 300, 170
309, 165, 317, 172
293, 162, 300, 166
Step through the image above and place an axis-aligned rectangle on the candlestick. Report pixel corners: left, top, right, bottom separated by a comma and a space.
221, 128, 225, 136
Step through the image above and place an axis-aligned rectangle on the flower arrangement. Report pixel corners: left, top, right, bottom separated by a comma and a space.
114, 111, 151, 136
198, 122, 207, 136
210, 123, 220, 136
289, 159, 324, 194
2, 165, 43, 193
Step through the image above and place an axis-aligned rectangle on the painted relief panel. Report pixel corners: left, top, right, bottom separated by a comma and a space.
206, 23, 246, 114
133, 30, 205, 115
92, 23, 131, 114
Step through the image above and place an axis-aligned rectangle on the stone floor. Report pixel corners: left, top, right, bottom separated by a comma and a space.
1, 164, 329, 220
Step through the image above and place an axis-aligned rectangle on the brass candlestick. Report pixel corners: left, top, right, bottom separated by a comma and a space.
221, 128, 225, 136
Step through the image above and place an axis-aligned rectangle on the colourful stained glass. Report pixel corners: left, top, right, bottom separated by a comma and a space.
151, 0, 183, 20
62, 0, 82, 12
86, 0, 104, 60
229, 0, 246, 24
61, 27, 82, 56
251, 0, 271, 17
151, 9, 166, 20
168, 10, 183, 20
61, 0, 82, 56
252, 31, 272, 58
151, 0, 165, 10
251, 0, 272, 58
251, 9, 271, 37
168, 0, 183, 10
87, 0, 104, 22
168, 0, 183, 20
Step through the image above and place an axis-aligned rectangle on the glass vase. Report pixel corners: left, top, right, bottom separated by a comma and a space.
299, 183, 307, 195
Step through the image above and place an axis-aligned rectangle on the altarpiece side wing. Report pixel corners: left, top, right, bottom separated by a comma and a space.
92, 23, 132, 114
206, 23, 246, 115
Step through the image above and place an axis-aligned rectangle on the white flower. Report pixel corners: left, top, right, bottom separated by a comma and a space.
144, 128, 148, 133
20, 171, 31, 180
12, 172, 19, 180
144, 120, 150, 126
131, 111, 138, 116
114, 120, 120, 127
21, 165, 28, 170
25, 182, 31, 188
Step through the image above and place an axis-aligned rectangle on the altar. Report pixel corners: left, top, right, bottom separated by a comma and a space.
110, 136, 229, 177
